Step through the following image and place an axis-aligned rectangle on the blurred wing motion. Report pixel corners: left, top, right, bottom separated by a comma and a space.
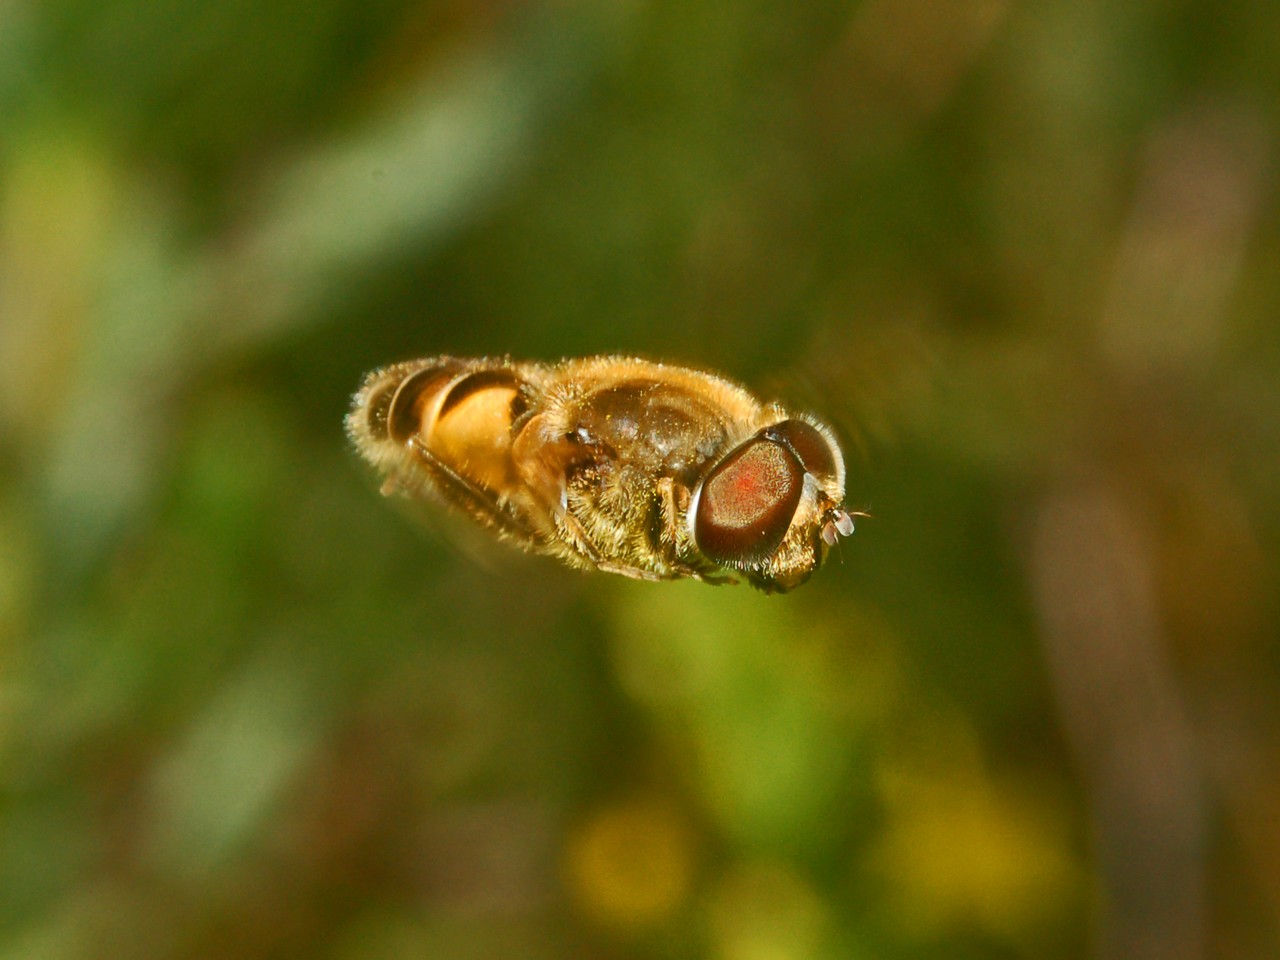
346, 356, 856, 592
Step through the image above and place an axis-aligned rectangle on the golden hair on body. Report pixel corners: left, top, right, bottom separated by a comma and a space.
347, 355, 856, 592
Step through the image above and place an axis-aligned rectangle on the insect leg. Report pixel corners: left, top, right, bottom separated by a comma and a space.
653, 477, 737, 585
403, 437, 541, 545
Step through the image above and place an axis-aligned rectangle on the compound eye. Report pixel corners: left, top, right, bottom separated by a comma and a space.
762, 419, 839, 479
694, 438, 805, 565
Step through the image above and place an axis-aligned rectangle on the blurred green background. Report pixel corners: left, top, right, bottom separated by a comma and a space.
2, 0, 1278, 958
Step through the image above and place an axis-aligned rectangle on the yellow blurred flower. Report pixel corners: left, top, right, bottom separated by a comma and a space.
564, 796, 697, 930
708, 861, 828, 960
868, 749, 1079, 943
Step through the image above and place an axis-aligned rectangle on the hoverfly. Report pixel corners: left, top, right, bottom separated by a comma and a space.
347, 356, 857, 592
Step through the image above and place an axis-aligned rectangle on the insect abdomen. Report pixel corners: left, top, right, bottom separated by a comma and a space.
347, 358, 525, 493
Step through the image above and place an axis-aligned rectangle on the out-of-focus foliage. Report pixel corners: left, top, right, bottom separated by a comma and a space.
2, 0, 1278, 958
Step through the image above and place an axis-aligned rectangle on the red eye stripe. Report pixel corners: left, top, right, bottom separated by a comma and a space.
694, 438, 804, 565
715, 443, 790, 516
